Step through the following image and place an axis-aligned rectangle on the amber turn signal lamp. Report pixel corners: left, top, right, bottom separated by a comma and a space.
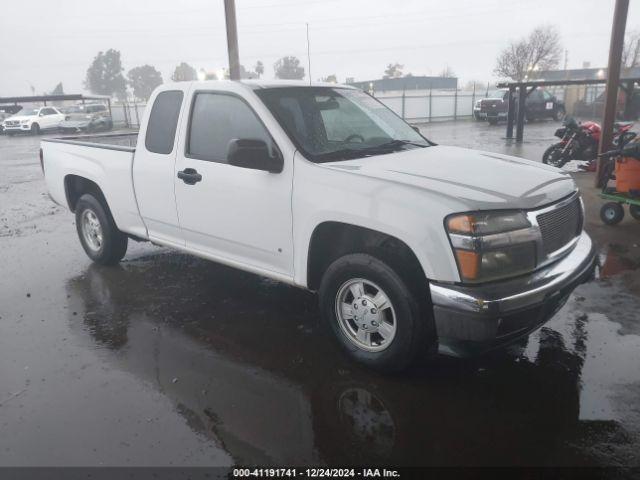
454, 249, 480, 280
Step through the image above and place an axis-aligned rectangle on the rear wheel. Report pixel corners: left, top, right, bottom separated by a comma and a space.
600, 202, 624, 225
630, 205, 640, 221
318, 253, 431, 372
542, 143, 568, 168
75, 194, 128, 265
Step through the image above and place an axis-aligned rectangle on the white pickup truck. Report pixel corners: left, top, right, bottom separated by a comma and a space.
42, 80, 596, 371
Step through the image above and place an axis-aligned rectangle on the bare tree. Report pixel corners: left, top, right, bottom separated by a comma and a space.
383, 63, 404, 79
622, 29, 640, 68
494, 25, 562, 81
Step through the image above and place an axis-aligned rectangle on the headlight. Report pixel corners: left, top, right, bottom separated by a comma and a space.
21, 119, 30, 124
85, 115, 92, 119
446, 211, 537, 283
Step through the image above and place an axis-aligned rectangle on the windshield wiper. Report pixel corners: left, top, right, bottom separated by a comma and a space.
363, 139, 429, 151
315, 140, 428, 162
315, 147, 375, 161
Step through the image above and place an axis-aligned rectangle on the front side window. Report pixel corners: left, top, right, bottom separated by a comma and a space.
255, 87, 430, 162
187, 92, 271, 163
145, 90, 184, 155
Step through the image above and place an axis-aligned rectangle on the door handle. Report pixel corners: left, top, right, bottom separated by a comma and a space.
177, 168, 202, 185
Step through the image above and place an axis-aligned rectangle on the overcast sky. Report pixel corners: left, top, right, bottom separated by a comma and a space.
1, 0, 638, 96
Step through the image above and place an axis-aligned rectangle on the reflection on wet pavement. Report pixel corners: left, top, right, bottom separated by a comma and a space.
61, 252, 640, 466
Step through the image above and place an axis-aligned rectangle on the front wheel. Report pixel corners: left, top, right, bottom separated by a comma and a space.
542, 143, 569, 168
75, 194, 128, 265
318, 254, 431, 372
30, 123, 40, 135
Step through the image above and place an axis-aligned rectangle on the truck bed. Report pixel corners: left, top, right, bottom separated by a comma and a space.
42, 131, 148, 240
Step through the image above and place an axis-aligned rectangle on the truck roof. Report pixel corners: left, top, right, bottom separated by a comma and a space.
171, 79, 357, 90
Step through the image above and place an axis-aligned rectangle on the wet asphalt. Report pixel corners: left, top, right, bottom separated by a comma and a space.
1, 120, 640, 467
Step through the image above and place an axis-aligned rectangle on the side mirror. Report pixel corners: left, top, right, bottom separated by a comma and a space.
227, 138, 283, 173
39, 112, 45, 117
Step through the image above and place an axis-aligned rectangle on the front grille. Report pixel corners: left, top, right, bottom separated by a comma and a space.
536, 197, 582, 255
6, 120, 19, 126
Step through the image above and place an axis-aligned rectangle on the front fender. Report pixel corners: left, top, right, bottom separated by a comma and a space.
292, 155, 462, 287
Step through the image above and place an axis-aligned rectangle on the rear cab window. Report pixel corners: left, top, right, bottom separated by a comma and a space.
145, 91, 184, 154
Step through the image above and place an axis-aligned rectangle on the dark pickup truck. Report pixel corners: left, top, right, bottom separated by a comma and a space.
475, 89, 565, 125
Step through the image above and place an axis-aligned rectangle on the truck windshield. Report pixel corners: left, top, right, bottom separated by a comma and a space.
255, 86, 431, 162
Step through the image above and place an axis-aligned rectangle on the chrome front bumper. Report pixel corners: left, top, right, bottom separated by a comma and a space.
429, 232, 596, 357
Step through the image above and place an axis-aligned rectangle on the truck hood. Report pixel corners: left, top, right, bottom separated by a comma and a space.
323, 145, 576, 210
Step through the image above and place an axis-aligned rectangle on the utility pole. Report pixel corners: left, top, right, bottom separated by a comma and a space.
306, 23, 312, 85
224, 0, 241, 81
597, 0, 629, 186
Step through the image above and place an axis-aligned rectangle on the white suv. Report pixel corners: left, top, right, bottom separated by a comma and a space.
2, 106, 65, 135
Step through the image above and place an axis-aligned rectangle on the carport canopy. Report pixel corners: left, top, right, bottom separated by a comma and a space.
495, 77, 640, 142
0, 94, 112, 116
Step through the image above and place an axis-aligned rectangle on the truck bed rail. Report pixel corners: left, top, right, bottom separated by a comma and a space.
42, 132, 138, 152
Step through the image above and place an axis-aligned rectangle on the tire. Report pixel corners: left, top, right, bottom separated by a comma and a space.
318, 253, 431, 372
30, 123, 40, 135
630, 205, 640, 221
600, 202, 624, 225
75, 193, 128, 265
487, 118, 498, 125
542, 143, 568, 168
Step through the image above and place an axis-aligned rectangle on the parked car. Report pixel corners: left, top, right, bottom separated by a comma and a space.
41, 80, 596, 371
0, 106, 23, 134
59, 104, 113, 133
2, 106, 65, 135
478, 89, 565, 125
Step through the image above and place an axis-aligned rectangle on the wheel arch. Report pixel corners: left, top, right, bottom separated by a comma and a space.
64, 175, 116, 223
306, 221, 430, 301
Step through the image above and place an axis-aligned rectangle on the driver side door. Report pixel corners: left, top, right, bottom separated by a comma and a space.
173, 91, 294, 278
